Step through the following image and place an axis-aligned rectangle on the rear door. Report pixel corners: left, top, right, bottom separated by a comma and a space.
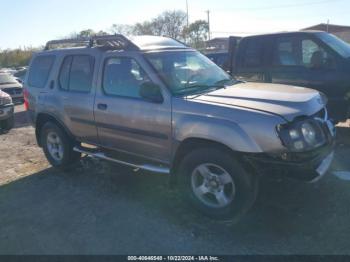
54, 52, 99, 144
234, 37, 269, 82
269, 35, 309, 87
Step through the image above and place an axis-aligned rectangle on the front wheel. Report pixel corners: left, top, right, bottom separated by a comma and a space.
178, 147, 258, 222
41, 122, 81, 169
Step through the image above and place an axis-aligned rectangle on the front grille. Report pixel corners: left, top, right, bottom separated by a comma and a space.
2, 88, 22, 96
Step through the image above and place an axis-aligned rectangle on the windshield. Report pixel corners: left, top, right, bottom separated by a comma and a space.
145, 51, 236, 96
0, 74, 17, 85
318, 32, 350, 58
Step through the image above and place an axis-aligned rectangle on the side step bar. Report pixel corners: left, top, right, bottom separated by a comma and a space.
73, 146, 170, 175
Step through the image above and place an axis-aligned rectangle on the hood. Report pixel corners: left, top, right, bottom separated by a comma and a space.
190, 82, 326, 122
0, 82, 22, 89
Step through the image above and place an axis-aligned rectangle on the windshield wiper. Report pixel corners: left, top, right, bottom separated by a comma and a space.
214, 78, 237, 86
175, 84, 226, 97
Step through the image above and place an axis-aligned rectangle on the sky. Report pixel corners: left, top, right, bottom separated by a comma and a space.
0, 0, 349, 49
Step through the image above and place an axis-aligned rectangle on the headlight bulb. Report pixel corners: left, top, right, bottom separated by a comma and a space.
301, 122, 316, 145
289, 129, 300, 139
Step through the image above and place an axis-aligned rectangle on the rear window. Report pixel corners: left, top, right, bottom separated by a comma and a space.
28, 55, 55, 88
241, 39, 265, 68
58, 55, 94, 93
274, 37, 299, 66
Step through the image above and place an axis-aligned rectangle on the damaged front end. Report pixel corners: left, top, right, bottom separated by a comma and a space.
245, 108, 336, 182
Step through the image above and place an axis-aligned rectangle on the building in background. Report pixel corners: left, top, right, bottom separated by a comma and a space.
303, 23, 350, 43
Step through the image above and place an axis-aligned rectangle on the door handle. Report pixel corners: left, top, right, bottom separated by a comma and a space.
97, 103, 108, 111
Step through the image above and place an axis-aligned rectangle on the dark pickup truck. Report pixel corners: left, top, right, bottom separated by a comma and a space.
206, 31, 350, 122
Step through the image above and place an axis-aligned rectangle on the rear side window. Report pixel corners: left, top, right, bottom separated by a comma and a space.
274, 37, 299, 66
58, 55, 94, 93
28, 55, 55, 88
58, 56, 72, 91
241, 39, 264, 68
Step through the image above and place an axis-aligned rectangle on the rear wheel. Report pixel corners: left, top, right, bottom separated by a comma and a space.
41, 122, 81, 169
178, 147, 258, 222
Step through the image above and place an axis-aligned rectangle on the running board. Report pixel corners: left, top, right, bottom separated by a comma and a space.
73, 146, 170, 175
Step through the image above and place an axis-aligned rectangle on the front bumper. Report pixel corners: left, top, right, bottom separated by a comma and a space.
245, 142, 335, 183
0, 104, 14, 131
1, 88, 24, 105
0, 104, 14, 120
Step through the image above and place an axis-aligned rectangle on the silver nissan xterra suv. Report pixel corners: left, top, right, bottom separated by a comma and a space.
25, 35, 336, 221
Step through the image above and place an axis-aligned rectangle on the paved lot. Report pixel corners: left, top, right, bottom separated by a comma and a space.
0, 105, 350, 255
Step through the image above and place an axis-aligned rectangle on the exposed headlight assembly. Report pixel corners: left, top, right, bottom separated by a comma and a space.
3, 95, 12, 105
277, 119, 327, 152
0, 95, 12, 106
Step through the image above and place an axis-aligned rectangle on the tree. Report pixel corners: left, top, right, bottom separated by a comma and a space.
160, 10, 187, 39
78, 29, 96, 38
0, 47, 36, 67
183, 20, 209, 49
132, 10, 187, 40
69, 29, 108, 39
96, 30, 108, 36
110, 24, 134, 36
150, 16, 166, 36
132, 21, 154, 35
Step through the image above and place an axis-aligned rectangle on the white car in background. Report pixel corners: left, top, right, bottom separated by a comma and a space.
0, 89, 14, 133
0, 73, 24, 104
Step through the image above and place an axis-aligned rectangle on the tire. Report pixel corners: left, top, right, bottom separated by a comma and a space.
40, 122, 81, 169
178, 147, 258, 222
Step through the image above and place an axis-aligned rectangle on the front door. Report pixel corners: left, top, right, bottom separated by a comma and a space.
94, 54, 172, 164
270, 34, 348, 120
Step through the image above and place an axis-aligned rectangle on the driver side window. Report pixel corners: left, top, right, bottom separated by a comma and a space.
103, 57, 150, 98
301, 39, 335, 69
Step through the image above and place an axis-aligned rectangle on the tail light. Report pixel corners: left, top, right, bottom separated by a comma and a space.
23, 88, 29, 111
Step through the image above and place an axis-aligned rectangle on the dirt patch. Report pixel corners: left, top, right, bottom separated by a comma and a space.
0, 113, 49, 185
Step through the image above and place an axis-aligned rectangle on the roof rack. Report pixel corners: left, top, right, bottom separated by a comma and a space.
44, 34, 139, 51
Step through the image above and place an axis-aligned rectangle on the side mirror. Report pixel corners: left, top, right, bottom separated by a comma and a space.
139, 82, 164, 103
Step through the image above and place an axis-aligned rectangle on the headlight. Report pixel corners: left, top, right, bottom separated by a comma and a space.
5, 95, 12, 105
2, 95, 12, 105
277, 119, 326, 152
301, 122, 316, 145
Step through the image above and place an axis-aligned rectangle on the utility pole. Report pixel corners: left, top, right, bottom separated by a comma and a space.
186, 0, 189, 27
206, 10, 211, 40
327, 19, 330, 33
